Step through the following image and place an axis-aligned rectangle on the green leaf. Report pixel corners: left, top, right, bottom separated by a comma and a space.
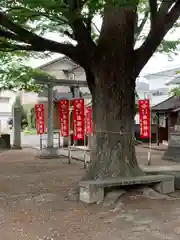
158, 40, 180, 55
169, 87, 180, 96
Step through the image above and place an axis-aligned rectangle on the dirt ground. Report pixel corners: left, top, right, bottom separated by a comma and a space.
0, 146, 180, 240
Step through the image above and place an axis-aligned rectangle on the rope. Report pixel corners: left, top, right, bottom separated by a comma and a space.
92, 130, 132, 135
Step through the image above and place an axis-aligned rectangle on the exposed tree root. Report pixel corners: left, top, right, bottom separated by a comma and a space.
65, 181, 80, 201
103, 189, 126, 207
135, 187, 177, 200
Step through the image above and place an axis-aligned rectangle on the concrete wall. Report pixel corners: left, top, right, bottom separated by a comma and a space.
0, 93, 14, 132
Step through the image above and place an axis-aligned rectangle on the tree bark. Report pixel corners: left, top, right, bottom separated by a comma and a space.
85, 73, 143, 179
83, 6, 144, 180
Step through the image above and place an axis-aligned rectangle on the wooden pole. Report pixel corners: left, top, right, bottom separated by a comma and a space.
156, 112, 160, 146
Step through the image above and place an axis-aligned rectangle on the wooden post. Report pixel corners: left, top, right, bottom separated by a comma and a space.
156, 112, 160, 146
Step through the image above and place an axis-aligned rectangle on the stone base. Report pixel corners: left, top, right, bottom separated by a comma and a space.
38, 147, 63, 159
163, 146, 180, 163
80, 185, 104, 204
61, 137, 69, 147
154, 179, 174, 194
12, 145, 22, 150
174, 175, 180, 189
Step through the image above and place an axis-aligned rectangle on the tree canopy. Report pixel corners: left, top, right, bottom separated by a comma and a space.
0, 50, 52, 92
0, 0, 180, 91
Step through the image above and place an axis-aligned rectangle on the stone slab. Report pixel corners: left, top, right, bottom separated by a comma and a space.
38, 147, 64, 159
154, 180, 174, 194
79, 174, 175, 203
79, 175, 174, 188
142, 166, 180, 190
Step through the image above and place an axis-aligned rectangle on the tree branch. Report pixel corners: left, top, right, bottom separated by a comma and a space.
0, 12, 79, 61
135, 0, 180, 77
7, 6, 68, 24
84, 68, 95, 95
59, 0, 96, 91
0, 42, 45, 52
159, 0, 175, 14
86, 12, 93, 39
0, 29, 32, 44
64, 0, 96, 55
65, 0, 87, 11
149, 0, 157, 27
92, 22, 100, 34
135, 10, 149, 40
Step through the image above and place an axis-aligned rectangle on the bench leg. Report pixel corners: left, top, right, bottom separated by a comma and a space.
68, 149, 71, 164
84, 153, 90, 169
80, 185, 104, 204
154, 179, 174, 194
83, 151, 86, 169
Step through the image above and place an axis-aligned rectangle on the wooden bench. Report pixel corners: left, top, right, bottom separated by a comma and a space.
68, 146, 91, 168
79, 174, 175, 203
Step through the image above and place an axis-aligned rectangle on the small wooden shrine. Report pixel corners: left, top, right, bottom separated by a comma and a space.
152, 96, 180, 162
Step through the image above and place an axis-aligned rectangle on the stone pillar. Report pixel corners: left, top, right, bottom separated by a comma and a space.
12, 93, 22, 149
73, 87, 81, 98
47, 84, 54, 148
39, 84, 60, 159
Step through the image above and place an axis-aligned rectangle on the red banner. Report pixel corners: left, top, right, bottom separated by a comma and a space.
59, 100, 69, 137
73, 99, 85, 140
86, 107, 93, 135
138, 99, 151, 138
35, 104, 45, 135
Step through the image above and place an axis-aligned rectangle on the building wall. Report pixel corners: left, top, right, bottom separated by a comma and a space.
0, 89, 42, 132
41, 58, 77, 79
0, 91, 15, 132
21, 91, 39, 105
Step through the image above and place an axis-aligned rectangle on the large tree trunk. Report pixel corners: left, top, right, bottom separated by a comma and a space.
84, 6, 144, 180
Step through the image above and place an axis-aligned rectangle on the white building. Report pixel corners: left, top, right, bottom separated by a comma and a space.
0, 90, 39, 133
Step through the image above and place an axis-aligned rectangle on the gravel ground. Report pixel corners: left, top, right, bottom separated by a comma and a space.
0, 147, 179, 239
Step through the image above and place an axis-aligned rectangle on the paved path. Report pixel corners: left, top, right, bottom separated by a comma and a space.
10, 132, 180, 172
59, 146, 175, 164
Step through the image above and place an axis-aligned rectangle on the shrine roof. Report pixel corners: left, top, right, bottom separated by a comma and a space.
151, 95, 180, 112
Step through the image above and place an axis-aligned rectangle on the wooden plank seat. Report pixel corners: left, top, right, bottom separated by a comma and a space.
68, 146, 91, 168
79, 174, 175, 203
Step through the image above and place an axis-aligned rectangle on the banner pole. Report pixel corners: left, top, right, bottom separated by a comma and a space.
84, 105, 86, 148
148, 95, 152, 165
68, 100, 71, 164
68, 100, 71, 147
83, 103, 86, 168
